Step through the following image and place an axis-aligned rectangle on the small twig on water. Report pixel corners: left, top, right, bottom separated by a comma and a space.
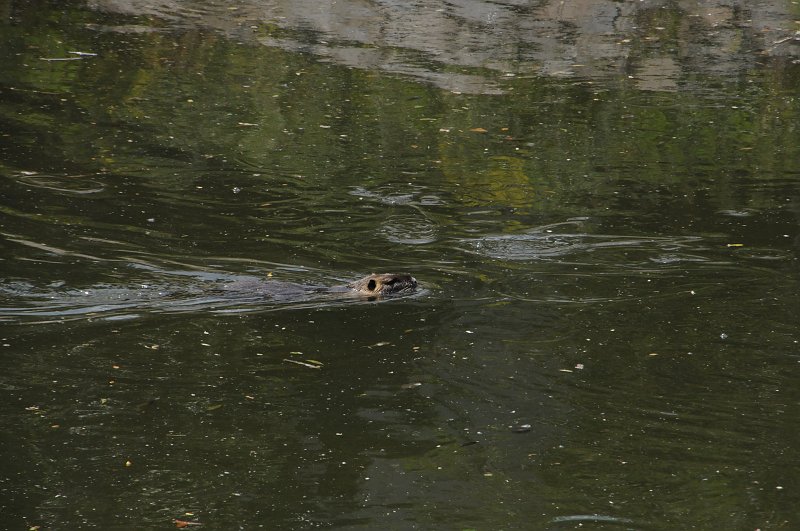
283, 358, 321, 369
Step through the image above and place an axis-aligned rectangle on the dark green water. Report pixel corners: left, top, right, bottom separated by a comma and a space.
2, 1, 800, 529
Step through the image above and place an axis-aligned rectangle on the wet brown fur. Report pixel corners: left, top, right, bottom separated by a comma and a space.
348, 273, 417, 296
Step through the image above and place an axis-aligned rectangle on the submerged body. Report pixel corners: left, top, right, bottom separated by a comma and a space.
0, 272, 419, 322
225, 272, 418, 300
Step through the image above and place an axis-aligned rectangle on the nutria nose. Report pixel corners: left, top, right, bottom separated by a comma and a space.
349, 273, 418, 295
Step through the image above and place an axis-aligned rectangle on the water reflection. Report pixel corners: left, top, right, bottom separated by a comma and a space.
88, 0, 800, 93
2, 1, 800, 530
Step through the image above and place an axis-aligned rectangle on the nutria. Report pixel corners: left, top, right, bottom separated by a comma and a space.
0, 272, 419, 321
225, 272, 417, 300
348, 273, 418, 296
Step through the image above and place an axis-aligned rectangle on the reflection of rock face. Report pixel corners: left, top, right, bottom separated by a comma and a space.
90, 0, 799, 93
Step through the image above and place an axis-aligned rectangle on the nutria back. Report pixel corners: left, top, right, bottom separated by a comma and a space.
348, 273, 418, 296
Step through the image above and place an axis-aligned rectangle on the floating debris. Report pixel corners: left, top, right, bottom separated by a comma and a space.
283, 358, 322, 369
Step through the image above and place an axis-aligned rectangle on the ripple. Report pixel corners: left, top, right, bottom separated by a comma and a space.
379, 214, 438, 245
465, 231, 702, 263
349, 185, 443, 206
717, 208, 756, 218
550, 514, 636, 525
15, 172, 106, 194
349, 186, 417, 206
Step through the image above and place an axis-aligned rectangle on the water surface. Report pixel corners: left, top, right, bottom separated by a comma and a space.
2, 1, 800, 529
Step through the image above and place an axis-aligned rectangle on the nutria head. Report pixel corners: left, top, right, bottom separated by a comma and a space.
349, 273, 418, 296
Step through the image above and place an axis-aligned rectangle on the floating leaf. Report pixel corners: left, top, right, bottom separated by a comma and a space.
469, 127, 488, 133
174, 518, 202, 528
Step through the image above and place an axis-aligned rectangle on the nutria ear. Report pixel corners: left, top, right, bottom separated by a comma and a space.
367, 279, 377, 291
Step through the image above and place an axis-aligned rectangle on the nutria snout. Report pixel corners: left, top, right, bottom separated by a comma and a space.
349, 273, 418, 295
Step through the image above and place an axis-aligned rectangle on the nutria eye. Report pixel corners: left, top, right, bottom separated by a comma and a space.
386, 279, 396, 285
367, 279, 377, 291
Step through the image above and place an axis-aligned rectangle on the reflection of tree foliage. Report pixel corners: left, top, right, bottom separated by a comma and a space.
2, 5, 800, 528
